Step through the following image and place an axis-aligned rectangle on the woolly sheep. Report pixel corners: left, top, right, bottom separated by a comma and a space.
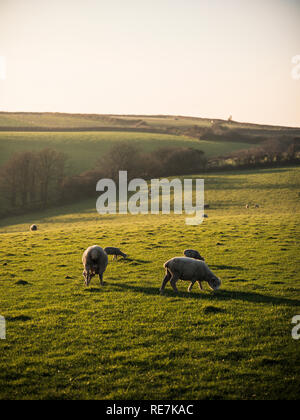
183, 249, 205, 261
82, 245, 108, 287
160, 257, 221, 294
104, 247, 127, 260
30, 224, 37, 231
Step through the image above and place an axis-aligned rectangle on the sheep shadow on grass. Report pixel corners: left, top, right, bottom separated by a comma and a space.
110, 283, 300, 307
84, 286, 106, 293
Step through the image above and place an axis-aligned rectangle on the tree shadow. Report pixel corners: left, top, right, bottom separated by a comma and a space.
110, 283, 300, 306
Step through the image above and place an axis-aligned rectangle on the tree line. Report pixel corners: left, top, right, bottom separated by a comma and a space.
1, 138, 298, 218
0, 148, 66, 217
207, 138, 300, 170
0, 144, 207, 217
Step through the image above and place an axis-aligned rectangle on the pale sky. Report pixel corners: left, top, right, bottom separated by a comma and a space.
0, 0, 299, 127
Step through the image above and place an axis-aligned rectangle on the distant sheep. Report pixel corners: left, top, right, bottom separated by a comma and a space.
104, 247, 127, 260
183, 249, 205, 261
160, 257, 221, 294
82, 245, 108, 286
30, 224, 37, 231
245, 204, 249, 209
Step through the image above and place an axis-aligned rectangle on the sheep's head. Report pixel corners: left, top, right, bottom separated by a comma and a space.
92, 264, 99, 275
196, 255, 205, 261
208, 275, 221, 291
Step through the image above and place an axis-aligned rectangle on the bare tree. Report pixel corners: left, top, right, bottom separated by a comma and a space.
36, 148, 66, 207
0, 152, 37, 208
0, 148, 67, 214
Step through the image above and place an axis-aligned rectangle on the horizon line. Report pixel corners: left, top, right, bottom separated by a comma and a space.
0, 110, 299, 130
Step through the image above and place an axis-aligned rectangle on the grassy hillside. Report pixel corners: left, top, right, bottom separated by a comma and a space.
1, 112, 299, 176
0, 131, 254, 175
0, 112, 299, 131
0, 167, 299, 399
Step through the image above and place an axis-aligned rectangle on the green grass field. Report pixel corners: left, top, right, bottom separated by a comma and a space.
0, 131, 254, 175
0, 167, 299, 400
1, 112, 298, 131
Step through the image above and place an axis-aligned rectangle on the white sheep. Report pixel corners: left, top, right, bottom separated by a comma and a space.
160, 257, 221, 294
82, 245, 108, 286
30, 224, 37, 231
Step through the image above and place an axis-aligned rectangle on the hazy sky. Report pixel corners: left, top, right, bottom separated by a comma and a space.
0, 0, 299, 126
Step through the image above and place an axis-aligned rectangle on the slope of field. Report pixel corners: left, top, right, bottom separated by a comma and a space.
0, 112, 299, 132
0, 167, 299, 400
0, 132, 254, 175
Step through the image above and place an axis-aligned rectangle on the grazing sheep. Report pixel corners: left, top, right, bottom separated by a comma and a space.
245, 204, 249, 209
30, 224, 37, 231
160, 257, 221, 294
82, 245, 108, 287
104, 247, 127, 260
183, 249, 205, 261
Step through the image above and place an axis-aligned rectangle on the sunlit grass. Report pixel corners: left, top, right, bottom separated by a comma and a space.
0, 167, 299, 399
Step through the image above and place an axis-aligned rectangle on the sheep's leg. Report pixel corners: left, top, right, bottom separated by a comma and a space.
160, 270, 171, 293
99, 273, 104, 286
170, 274, 179, 293
197, 281, 204, 290
86, 270, 92, 287
188, 280, 196, 293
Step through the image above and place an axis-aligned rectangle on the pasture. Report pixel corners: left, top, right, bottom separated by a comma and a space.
0, 131, 254, 175
0, 112, 297, 132
0, 167, 299, 399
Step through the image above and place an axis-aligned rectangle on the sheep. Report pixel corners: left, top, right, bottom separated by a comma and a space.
30, 224, 37, 231
82, 245, 108, 287
183, 249, 205, 261
104, 247, 127, 260
254, 204, 260, 208
160, 257, 221, 294
245, 204, 249, 209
